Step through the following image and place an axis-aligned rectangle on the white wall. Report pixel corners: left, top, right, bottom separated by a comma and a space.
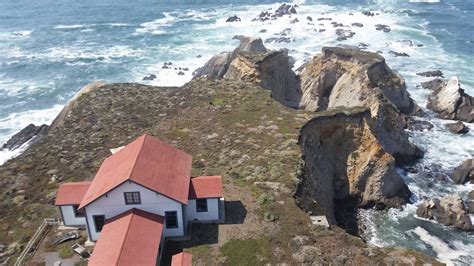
186, 198, 220, 221
60, 205, 87, 226
84, 181, 184, 241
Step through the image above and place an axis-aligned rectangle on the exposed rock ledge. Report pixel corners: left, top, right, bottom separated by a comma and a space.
296, 108, 412, 227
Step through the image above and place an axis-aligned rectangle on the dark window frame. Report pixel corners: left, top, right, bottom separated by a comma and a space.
72, 205, 85, 217
93, 215, 106, 233
124, 191, 141, 205
165, 211, 178, 229
196, 199, 208, 212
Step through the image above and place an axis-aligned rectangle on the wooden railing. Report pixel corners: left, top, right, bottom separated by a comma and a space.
14, 218, 59, 266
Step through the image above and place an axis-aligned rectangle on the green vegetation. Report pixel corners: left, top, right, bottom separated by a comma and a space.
220, 238, 271, 265
58, 243, 74, 259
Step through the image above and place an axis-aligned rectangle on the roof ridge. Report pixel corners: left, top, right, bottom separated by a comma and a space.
126, 135, 147, 184
116, 209, 135, 265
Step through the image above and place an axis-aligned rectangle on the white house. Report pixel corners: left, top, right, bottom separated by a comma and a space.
55, 134, 223, 265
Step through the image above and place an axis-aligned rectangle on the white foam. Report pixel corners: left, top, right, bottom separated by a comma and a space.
135, 12, 175, 35
411, 227, 469, 265
409, 0, 441, 3
54, 24, 89, 29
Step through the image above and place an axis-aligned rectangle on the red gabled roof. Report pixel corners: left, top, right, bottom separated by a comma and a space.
88, 209, 164, 266
189, 176, 223, 199
171, 252, 192, 266
79, 134, 192, 208
55, 182, 91, 206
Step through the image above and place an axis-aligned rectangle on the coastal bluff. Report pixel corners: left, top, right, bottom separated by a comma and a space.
0, 44, 437, 265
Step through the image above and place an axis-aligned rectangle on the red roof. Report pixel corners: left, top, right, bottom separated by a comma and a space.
88, 209, 164, 266
189, 176, 223, 199
171, 252, 192, 266
79, 134, 192, 208
55, 182, 91, 205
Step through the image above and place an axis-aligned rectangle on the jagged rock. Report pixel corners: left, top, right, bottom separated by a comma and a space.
445, 121, 469, 134
299, 48, 421, 164
467, 191, 474, 214
224, 50, 300, 108
362, 11, 375, 17
405, 118, 434, 132
416, 70, 443, 77
265, 37, 291, 43
193, 36, 267, 79
300, 47, 418, 115
142, 74, 157, 81
375, 24, 391, 32
306, 16, 313, 21
335, 29, 355, 41
226, 15, 241, 22
389, 51, 409, 57
2, 124, 49, 151
275, 3, 297, 17
450, 158, 473, 184
416, 196, 472, 231
421, 78, 443, 90
352, 22, 364, 27
427, 76, 474, 122
297, 108, 412, 224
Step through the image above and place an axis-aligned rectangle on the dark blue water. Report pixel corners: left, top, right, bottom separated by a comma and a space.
0, 0, 473, 263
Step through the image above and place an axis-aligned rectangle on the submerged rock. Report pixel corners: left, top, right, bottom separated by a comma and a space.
445, 121, 469, 134
375, 24, 391, 32
389, 51, 409, 57
416, 196, 472, 231
297, 108, 412, 224
2, 124, 49, 151
416, 70, 443, 78
450, 158, 473, 184
427, 76, 474, 122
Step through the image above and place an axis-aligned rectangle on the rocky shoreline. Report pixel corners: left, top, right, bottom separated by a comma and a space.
1, 6, 473, 262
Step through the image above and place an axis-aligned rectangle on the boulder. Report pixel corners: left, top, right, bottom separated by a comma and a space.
421, 78, 443, 90
416, 70, 443, 78
405, 118, 434, 132
450, 158, 473, 184
375, 24, 391, 32
445, 121, 469, 134
389, 51, 409, 57
1, 124, 49, 150
193, 36, 267, 79
467, 191, 474, 214
226, 15, 241, 22
416, 196, 472, 231
297, 108, 412, 224
427, 76, 474, 122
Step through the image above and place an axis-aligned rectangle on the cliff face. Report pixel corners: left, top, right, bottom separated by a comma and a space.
224, 51, 301, 107
297, 108, 411, 226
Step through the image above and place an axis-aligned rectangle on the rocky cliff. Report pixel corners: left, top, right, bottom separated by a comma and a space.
297, 108, 411, 227
0, 78, 439, 265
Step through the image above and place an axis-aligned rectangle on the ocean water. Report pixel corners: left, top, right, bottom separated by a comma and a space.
0, 0, 473, 264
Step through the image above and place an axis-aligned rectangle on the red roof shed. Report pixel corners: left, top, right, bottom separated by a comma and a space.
55, 182, 91, 206
189, 176, 223, 199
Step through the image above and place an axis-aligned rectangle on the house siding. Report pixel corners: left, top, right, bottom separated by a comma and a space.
84, 182, 184, 241
186, 198, 220, 221
60, 205, 87, 226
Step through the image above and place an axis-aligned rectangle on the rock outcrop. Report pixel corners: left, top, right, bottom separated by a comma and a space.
224, 51, 300, 107
195, 36, 300, 107
1, 124, 49, 150
416, 196, 472, 231
445, 121, 469, 134
297, 108, 412, 225
450, 158, 473, 184
427, 76, 474, 122
299, 47, 418, 115
299, 47, 421, 164
193, 36, 267, 79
